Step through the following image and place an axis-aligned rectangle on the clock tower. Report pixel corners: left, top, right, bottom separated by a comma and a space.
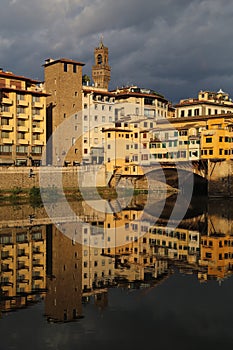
92, 38, 111, 90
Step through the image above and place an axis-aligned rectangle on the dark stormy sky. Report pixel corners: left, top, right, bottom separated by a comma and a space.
1, 0, 233, 103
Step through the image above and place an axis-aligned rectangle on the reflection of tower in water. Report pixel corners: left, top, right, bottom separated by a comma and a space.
45, 225, 83, 323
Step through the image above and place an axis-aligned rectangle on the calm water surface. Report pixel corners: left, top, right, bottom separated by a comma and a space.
0, 194, 233, 349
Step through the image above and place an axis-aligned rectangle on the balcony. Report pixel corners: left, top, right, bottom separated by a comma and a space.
2, 138, 13, 144
17, 126, 28, 132
17, 277, 29, 284
32, 275, 44, 280
17, 99, 28, 107
2, 97, 13, 105
33, 140, 44, 146
17, 139, 29, 145
1, 264, 13, 273
17, 113, 28, 119
1, 253, 13, 261
17, 264, 29, 271
32, 115, 44, 121
0, 111, 13, 118
32, 127, 44, 133
0, 125, 13, 131
32, 101, 44, 109
33, 260, 44, 268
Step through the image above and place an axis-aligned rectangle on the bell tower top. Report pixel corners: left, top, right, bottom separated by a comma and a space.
92, 38, 111, 90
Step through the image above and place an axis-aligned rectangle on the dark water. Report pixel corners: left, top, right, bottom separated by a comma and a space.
1, 194, 233, 349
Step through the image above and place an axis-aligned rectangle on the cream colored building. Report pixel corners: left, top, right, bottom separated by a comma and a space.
81, 86, 115, 165
0, 69, 47, 166
175, 89, 233, 118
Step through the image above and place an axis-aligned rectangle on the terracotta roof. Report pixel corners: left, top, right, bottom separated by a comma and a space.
174, 100, 233, 107
0, 86, 50, 96
43, 58, 85, 67
114, 91, 168, 102
83, 88, 115, 96
0, 71, 39, 83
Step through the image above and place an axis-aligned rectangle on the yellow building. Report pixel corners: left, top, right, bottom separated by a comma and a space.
0, 69, 48, 166
200, 117, 233, 160
0, 224, 46, 312
199, 234, 233, 282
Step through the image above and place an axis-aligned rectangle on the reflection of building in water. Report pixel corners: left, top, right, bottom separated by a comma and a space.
82, 222, 115, 292
0, 225, 46, 313
102, 207, 200, 265
45, 225, 83, 323
199, 233, 233, 282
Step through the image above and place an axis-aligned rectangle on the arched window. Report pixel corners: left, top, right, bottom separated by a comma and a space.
97, 54, 102, 64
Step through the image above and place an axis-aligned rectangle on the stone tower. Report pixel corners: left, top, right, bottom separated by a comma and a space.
92, 38, 111, 90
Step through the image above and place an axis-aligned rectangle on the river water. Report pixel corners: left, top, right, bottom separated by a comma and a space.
0, 193, 233, 349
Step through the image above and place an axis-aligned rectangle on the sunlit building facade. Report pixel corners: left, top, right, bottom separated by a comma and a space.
0, 69, 47, 166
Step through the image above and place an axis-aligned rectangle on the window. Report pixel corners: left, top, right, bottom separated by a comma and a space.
94, 115, 98, 121
0, 145, 12, 153
73, 64, 77, 73
181, 110, 185, 117
141, 154, 148, 160
16, 145, 28, 153
1, 131, 10, 139
188, 109, 192, 116
64, 63, 68, 72
206, 137, 212, 143
102, 116, 105, 122
84, 103, 88, 109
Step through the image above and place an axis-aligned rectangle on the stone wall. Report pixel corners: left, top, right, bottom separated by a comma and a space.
0, 165, 107, 191
208, 159, 233, 197
1, 160, 233, 197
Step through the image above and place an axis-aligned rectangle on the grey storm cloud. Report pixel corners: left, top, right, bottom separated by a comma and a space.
0, 0, 233, 102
